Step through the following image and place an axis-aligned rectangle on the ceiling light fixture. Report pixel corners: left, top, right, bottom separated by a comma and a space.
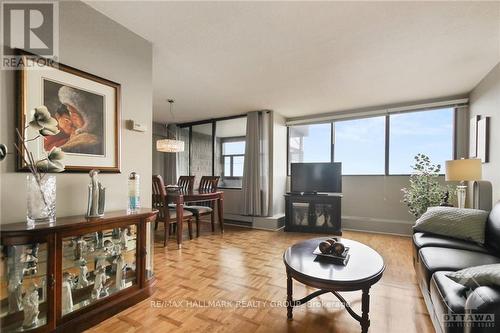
156, 99, 185, 153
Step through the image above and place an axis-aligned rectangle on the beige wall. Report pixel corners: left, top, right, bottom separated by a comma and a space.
470, 63, 500, 205
341, 176, 416, 234
0, 1, 153, 224
270, 112, 288, 216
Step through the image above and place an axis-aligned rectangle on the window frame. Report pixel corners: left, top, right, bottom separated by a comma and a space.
178, 114, 247, 188
221, 138, 245, 179
387, 108, 456, 176
286, 108, 458, 176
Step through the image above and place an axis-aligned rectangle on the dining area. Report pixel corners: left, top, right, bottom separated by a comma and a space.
152, 175, 225, 249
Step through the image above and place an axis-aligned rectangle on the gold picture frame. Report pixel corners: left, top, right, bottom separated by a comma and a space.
17, 51, 121, 173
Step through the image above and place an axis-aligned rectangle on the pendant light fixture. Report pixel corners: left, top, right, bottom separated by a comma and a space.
156, 99, 185, 153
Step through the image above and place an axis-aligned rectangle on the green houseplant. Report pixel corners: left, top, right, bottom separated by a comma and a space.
401, 153, 455, 218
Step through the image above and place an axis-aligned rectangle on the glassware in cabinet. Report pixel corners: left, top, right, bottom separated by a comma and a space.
60, 225, 138, 316
0, 242, 49, 332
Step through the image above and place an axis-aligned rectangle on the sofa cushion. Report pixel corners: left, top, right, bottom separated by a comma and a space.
184, 205, 213, 215
168, 209, 193, 219
414, 207, 489, 244
485, 203, 500, 256
430, 271, 469, 333
446, 264, 500, 289
418, 247, 500, 291
413, 232, 489, 253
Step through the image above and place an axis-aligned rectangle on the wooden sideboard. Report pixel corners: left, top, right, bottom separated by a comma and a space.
0, 209, 157, 333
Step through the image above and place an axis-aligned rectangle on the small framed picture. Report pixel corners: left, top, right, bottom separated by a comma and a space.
477, 117, 490, 163
469, 115, 480, 158
17, 51, 121, 172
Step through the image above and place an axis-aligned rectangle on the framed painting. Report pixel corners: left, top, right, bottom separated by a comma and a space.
17, 51, 121, 172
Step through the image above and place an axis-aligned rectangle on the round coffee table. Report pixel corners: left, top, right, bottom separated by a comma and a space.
283, 237, 385, 333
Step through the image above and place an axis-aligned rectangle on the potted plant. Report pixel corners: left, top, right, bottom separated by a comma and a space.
14, 106, 65, 224
401, 153, 455, 219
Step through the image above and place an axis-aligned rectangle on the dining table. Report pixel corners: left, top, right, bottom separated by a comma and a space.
167, 188, 224, 248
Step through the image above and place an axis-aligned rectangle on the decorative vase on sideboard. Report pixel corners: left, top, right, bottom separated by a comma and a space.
27, 174, 56, 224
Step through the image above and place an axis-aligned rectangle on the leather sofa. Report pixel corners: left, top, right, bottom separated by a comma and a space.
413, 202, 500, 333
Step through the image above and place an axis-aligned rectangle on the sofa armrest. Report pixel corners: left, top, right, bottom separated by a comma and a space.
464, 286, 500, 333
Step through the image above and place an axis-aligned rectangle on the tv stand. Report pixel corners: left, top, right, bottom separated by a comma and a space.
288, 191, 332, 196
284, 193, 342, 234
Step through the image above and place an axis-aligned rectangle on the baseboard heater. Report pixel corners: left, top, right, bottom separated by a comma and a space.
223, 213, 285, 231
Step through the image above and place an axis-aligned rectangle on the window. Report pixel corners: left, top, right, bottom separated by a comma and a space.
179, 115, 247, 189
389, 108, 454, 174
288, 123, 332, 173
215, 117, 247, 188
334, 116, 386, 175
222, 140, 245, 177
286, 107, 456, 176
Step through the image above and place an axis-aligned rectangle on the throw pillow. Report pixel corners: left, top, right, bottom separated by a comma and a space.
446, 264, 500, 288
414, 206, 488, 244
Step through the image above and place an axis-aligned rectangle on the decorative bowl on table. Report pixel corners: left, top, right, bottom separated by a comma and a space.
313, 237, 350, 265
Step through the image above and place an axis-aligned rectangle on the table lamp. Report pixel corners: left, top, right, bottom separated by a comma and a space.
445, 159, 482, 208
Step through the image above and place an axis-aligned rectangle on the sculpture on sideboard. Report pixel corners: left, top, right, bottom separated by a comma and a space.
22, 282, 39, 328
62, 272, 74, 314
103, 240, 114, 256
21, 244, 38, 276
120, 228, 129, 251
115, 253, 126, 290
77, 259, 89, 289
86, 169, 106, 217
94, 231, 104, 249
8, 273, 23, 313
95, 256, 108, 271
7, 245, 23, 312
73, 236, 87, 261
92, 267, 108, 299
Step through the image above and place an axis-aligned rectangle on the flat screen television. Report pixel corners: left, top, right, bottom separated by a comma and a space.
291, 162, 342, 193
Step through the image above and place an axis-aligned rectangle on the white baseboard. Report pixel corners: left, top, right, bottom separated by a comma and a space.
223, 213, 285, 231
342, 215, 414, 235
224, 213, 415, 235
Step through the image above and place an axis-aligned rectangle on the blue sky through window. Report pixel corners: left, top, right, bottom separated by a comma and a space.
389, 108, 453, 174
334, 116, 385, 174
289, 124, 331, 169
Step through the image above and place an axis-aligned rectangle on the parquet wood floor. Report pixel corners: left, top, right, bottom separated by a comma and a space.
86, 221, 433, 333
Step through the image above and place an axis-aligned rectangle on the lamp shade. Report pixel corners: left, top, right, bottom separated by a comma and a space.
156, 139, 184, 153
445, 159, 482, 181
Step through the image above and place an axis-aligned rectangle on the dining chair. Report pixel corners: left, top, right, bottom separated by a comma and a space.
184, 176, 220, 236
177, 176, 195, 192
152, 175, 194, 247
199, 176, 220, 192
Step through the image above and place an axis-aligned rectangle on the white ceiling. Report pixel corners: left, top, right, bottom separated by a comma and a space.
86, 1, 500, 124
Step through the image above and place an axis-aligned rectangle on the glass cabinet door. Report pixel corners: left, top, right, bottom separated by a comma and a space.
0, 242, 50, 332
60, 225, 138, 316
145, 221, 154, 280
291, 202, 310, 227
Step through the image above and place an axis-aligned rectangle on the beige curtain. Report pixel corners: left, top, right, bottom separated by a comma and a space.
242, 111, 270, 216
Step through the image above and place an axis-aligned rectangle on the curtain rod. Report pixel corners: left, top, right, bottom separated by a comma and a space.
285, 98, 469, 126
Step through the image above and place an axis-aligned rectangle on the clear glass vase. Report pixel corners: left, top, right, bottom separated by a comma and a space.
27, 174, 56, 225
